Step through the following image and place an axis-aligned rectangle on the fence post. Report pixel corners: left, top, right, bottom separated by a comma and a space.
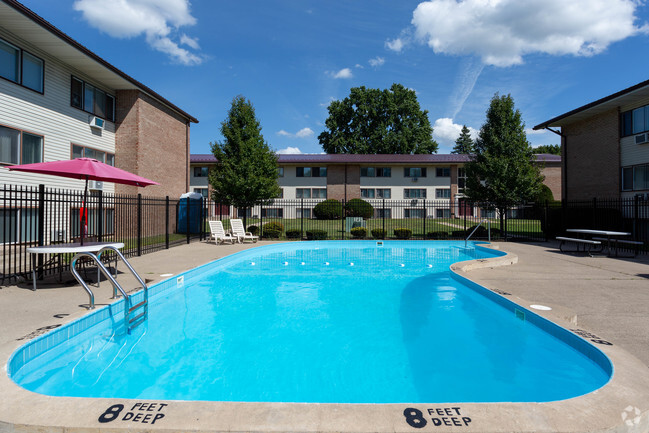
98, 190, 103, 242
341, 199, 345, 240
300, 198, 304, 240
137, 193, 142, 256
186, 197, 191, 245
165, 196, 170, 249
634, 195, 639, 238
544, 200, 549, 242
423, 199, 426, 240
382, 198, 385, 239
37, 184, 45, 278
260, 203, 264, 238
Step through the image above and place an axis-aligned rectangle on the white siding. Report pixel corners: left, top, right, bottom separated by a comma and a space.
0, 29, 116, 193
620, 136, 649, 167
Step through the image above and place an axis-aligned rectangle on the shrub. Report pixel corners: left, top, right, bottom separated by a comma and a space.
306, 229, 327, 240
344, 198, 374, 219
426, 231, 449, 239
350, 227, 367, 238
263, 221, 284, 233
534, 184, 555, 205
393, 228, 412, 239
371, 228, 386, 239
286, 229, 302, 239
248, 225, 259, 236
313, 199, 343, 220
451, 230, 466, 238
262, 229, 281, 239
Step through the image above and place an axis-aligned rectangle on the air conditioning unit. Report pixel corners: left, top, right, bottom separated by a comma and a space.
89, 116, 105, 130
635, 133, 648, 144
88, 180, 103, 191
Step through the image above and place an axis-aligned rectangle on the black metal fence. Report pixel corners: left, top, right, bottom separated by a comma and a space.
2, 184, 648, 284
1, 184, 206, 284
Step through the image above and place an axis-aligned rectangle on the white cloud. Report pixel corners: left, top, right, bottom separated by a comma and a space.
276, 128, 314, 139
410, 0, 647, 67
369, 56, 385, 67
433, 118, 478, 151
386, 37, 405, 52
277, 147, 303, 154
74, 0, 203, 65
329, 68, 353, 79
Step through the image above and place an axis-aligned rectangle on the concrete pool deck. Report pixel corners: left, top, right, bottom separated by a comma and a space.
1, 240, 648, 432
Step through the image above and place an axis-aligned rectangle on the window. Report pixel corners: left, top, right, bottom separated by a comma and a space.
296, 166, 327, 177
0, 208, 38, 243
237, 208, 252, 218
405, 209, 426, 218
361, 189, 375, 198
622, 167, 633, 191
312, 188, 327, 199
361, 167, 391, 177
296, 188, 311, 198
458, 167, 467, 192
193, 188, 209, 198
278, 167, 284, 177
277, 188, 284, 199
436, 188, 451, 199
404, 189, 426, 199
377, 189, 391, 199
374, 209, 392, 218
621, 105, 649, 136
0, 38, 44, 93
71, 144, 114, 166
0, 125, 43, 165
436, 209, 451, 218
193, 166, 209, 177
404, 167, 426, 177
436, 167, 450, 177
70, 76, 115, 122
296, 208, 311, 218
634, 165, 649, 190
262, 208, 284, 218
70, 208, 114, 238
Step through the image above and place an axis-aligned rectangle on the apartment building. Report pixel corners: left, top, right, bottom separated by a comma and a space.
534, 78, 649, 201
0, 0, 198, 198
191, 153, 561, 218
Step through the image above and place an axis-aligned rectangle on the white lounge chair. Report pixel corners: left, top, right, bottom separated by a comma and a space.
230, 218, 259, 243
209, 220, 236, 244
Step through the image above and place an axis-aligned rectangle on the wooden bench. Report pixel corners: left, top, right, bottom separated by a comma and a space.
556, 237, 601, 256
592, 237, 644, 257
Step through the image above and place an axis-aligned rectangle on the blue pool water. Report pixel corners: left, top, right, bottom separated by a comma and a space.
9, 241, 611, 403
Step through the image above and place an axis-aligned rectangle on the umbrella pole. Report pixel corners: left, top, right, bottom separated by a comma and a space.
81, 178, 88, 246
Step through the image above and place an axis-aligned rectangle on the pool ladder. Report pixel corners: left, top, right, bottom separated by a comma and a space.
70, 246, 148, 334
465, 218, 491, 248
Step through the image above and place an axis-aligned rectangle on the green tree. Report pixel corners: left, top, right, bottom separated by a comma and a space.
209, 96, 280, 225
533, 144, 561, 155
465, 93, 544, 232
451, 125, 474, 154
318, 83, 438, 154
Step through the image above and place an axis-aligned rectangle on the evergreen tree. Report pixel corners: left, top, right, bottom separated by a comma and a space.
209, 96, 280, 225
318, 83, 438, 154
465, 93, 544, 232
533, 144, 561, 155
451, 125, 474, 154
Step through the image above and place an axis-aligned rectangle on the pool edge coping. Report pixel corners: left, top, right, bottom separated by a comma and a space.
1, 241, 649, 433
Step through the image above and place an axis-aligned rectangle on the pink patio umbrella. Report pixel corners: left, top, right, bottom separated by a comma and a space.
9, 158, 159, 245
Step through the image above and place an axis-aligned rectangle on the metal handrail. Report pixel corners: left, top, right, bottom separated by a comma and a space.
465, 218, 490, 248
97, 246, 148, 302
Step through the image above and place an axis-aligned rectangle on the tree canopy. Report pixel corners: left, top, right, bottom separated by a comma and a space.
465, 93, 544, 221
318, 83, 438, 154
209, 96, 280, 214
533, 144, 561, 155
451, 125, 474, 154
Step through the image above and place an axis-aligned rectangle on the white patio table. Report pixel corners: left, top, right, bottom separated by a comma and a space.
566, 229, 631, 257
26, 241, 125, 291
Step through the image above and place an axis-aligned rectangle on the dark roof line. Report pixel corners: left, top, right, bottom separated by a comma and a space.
533, 78, 649, 130
191, 153, 561, 164
3, 0, 198, 123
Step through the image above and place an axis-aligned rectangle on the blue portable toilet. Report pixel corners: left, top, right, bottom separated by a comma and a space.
177, 192, 203, 234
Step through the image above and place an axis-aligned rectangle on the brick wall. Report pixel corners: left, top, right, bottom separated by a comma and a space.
326, 165, 360, 200
562, 109, 620, 200
541, 163, 562, 201
115, 90, 190, 198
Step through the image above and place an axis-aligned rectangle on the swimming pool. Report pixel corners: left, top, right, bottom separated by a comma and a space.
8, 241, 612, 404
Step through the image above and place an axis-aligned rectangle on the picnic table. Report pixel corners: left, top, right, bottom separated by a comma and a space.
26, 241, 125, 291
564, 229, 639, 257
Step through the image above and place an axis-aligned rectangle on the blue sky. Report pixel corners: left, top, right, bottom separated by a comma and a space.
20, 0, 649, 154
